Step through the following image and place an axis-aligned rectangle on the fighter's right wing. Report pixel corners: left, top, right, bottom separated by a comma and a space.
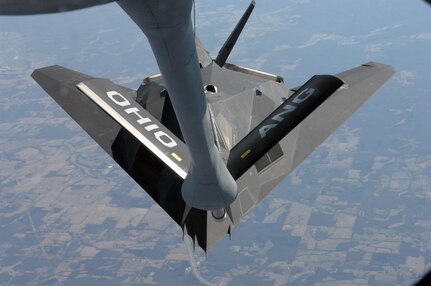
254, 62, 395, 200
289, 61, 395, 172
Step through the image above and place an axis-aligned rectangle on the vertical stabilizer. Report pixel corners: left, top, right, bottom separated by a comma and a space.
214, 0, 256, 67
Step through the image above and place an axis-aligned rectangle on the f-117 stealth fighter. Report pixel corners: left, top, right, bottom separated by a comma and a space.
0, 0, 394, 251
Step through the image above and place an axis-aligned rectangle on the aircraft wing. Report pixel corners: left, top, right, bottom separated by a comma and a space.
195, 61, 394, 250
31, 66, 202, 238
254, 62, 395, 201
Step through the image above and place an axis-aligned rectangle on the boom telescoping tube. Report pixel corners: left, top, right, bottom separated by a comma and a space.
117, 0, 237, 211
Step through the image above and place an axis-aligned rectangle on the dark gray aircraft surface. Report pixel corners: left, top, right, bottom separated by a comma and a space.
0, 0, 394, 251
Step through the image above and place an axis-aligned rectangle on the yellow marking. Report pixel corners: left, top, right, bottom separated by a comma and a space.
171, 152, 183, 162
241, 149, 251, 159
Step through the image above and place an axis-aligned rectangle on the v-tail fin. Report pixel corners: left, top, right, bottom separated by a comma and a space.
214, 0, 256, 67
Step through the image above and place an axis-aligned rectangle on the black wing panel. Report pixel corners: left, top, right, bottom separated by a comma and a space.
227, 75, 344, 179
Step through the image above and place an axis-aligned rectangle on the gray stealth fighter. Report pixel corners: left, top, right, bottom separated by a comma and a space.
1, 0, 394, 251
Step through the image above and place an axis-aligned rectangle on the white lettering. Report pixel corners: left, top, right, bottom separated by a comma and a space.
258, 87, 319, 139
292, 88, 315, 104
155, 131, 177, 148
107, 90, 178, 149
259, 124, 277, 139
272, 105, 296, 122
107, 90, 130, 107
125, 107, 151, 125
144, 124, 159, 131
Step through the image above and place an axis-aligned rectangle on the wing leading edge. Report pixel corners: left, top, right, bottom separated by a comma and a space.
76, 79, 190, 179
